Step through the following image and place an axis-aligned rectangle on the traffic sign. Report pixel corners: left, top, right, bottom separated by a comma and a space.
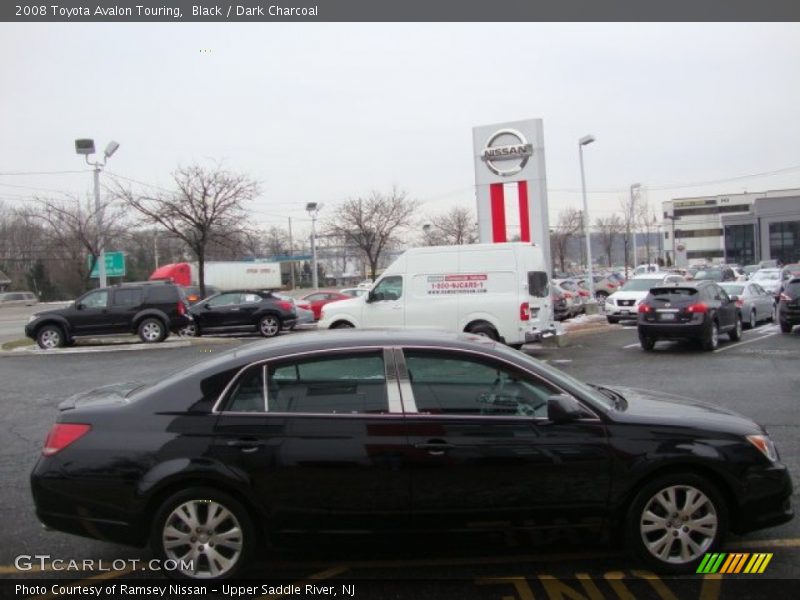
88, 251, 126, 278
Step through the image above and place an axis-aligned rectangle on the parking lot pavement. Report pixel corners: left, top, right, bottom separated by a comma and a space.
1, 327, 798, 598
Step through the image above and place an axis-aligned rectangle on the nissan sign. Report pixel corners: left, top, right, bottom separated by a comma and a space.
480, 129, 534, 177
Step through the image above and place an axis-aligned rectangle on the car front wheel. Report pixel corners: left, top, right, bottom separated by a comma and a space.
258, 315, 281, 337
626, 474, 727, 574
780, 320, 793, 333
36, 324, 65, 349
151, 487, 254, 580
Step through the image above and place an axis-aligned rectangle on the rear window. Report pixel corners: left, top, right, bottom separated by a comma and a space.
622, 279, 664, 292
694, 270, 723, 281
528, 271, 548, 297
648, 287, 699, 302
786, 281, 800, 295
720, 284, 744, 296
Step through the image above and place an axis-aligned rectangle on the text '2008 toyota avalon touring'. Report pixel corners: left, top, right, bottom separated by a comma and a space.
30, 330, 793, 580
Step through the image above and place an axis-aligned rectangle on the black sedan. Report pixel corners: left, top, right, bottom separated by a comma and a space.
31, 330, 792, 580
185, 290, 296, 337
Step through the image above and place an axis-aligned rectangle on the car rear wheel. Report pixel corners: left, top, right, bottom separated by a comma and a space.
331, 321, 354, 329
607, 316, 620, 324
780, 320, 793, 333
138, 318, 166, 343
466, 323, 499, 341
702, 320, 719, 351
151, 487, 254, 580
639, 333, 656, 351
747, 309, 757, 329
36, 324, 65, 350
596, 291, 609, 303
258, 315, 281, 337
179, 324, 199, 337
729, 315, 742, 341
626, 474, 727, 574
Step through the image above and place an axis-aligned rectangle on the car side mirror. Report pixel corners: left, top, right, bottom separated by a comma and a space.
76, 302, 85, 310
203, 303, 211, 309
365, 291, 375, 303
547, 394, 586, 424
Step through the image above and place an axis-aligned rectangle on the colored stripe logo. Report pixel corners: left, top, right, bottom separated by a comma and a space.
696, 552, 773, 574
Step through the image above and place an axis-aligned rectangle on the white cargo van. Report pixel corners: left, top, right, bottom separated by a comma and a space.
317, 243, 552, 346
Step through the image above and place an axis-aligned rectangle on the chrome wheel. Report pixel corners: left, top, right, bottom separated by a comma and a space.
37, 327, 62, 349
640, 485, 718, 565
141, 320, 163, 342
259, 315, 280, 337
162, 499, 243, 579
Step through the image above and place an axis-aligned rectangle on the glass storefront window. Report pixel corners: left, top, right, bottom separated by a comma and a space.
724, 224, 755, 266
769, 221, 800, 265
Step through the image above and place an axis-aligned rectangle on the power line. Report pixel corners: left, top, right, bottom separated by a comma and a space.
0, 170, 90, 176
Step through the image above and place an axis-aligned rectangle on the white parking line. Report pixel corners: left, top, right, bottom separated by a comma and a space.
714, 332, 777, 353
623, 342, 640, 349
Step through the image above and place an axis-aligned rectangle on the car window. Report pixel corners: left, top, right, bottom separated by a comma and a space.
241, 293, 262, 304
304, 293, 326, 302
81, 290, 109, 308
146, 285, 179, 303
372, 276, 403, 301
785, 281, 800, 296
266, 351, 388, 414
718, 287, 730, 302
113, 288, 143, 306
207, 293, 241, 307
225, 365, 266, 412
403, 350, 561, 418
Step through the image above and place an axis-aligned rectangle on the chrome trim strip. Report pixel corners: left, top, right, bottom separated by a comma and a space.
217, 411, 405, 418
383, 347, 404, 414
392, 347, 417, 413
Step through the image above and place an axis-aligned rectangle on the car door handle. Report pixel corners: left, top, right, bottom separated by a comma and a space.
226, 438, 264, 453
415, 440, 455, 455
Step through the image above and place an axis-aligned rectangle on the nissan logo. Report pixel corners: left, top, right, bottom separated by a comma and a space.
480, 128, 534, 177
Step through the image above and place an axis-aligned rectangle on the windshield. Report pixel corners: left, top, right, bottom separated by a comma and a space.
753, 271, 779, 281
621, 279, 662, 292
719, 284, 744, 296
694, 270, 723, 281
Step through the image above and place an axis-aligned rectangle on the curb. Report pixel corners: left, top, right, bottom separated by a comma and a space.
0, 335, 236, 356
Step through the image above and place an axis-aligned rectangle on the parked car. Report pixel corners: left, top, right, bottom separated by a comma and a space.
632, 264, 661, 276
692, 267, 736, 283
180, 285, 220, 305
187, 290, 296, 338
31, 330, 793, 580
742, 264, 761, 279
750, 268, 783, 296
340, 287, 368, 298
271, 293, 315, 328
718, 282, 775, 329
575, 275, 620, 303
0, 291, 38, 307
24, 281, 190, 349
553, 279, 583, 316
300, 290, 352, 320
605, 273, 685, 324
777, 277, 800, 333
637, 281, 742, 351
551, 287, 570, 321
779, 263, 800, 285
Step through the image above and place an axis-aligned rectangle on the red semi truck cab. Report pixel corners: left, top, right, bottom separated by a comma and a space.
149, 262, 192, 286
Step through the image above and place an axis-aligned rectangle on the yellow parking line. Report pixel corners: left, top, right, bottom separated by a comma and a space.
258, 566, 349, 600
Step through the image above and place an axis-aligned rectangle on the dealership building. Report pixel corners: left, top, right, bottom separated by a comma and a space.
662, 188, 800, 265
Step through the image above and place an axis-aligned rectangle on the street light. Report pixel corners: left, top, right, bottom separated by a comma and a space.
630, 183, 641, 271
578, 134, 596, 304
306, 202, 322, 290
75, 138, 120, 288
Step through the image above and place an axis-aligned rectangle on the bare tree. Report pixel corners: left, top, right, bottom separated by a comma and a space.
636, 195, 660, 267
619, 194, 638, 277
115, 163, 259, 296
595, 214, 624, 268
549, 208, 582, 273
30, 195, 127, 295
427, 206, 479, 246
324, 187, 419, 280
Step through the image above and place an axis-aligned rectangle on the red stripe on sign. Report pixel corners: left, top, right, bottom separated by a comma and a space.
490, 183, 506, 242
518, 181, 530, 242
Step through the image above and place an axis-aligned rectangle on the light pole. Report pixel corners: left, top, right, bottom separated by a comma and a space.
665, 214, 679, 266
306, 202, 322, 290
630, 183, 641, 270
578, 134, 596, 303
75, 138, 120, 288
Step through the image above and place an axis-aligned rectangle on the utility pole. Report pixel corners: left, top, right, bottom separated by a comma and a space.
287, 216, 295, 289
153, 232, 159, 269
630, 183, 641, 270
306, 203, 322, 290
579, 210, 585, 269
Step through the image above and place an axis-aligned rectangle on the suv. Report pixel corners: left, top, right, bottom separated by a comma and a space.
778, 277, 800, 334
25, 281, 190, 349
637, 281, 742, 351
605, 273, 685, 323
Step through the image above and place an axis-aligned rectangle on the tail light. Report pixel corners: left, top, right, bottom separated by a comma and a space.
735, 299, 743, 308
578, 290, 589, 297
563, 292, 573, 299
780, 293, 791, 302
43, 423, 91, 457
686, 302, 709, 314
638, 303, 652, 313
177, 301, 186, 315
520, 302, 530, 321
277, 300, 294, 311
607, 283, 617, 289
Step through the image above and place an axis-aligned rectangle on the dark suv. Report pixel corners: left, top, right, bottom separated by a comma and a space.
187, 289, 297, 337
778, 277, 800, 334
25, 281, 190, 349
637, 281, 742, 351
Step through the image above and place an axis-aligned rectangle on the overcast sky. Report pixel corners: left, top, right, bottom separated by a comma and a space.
1, 22, 799, 238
